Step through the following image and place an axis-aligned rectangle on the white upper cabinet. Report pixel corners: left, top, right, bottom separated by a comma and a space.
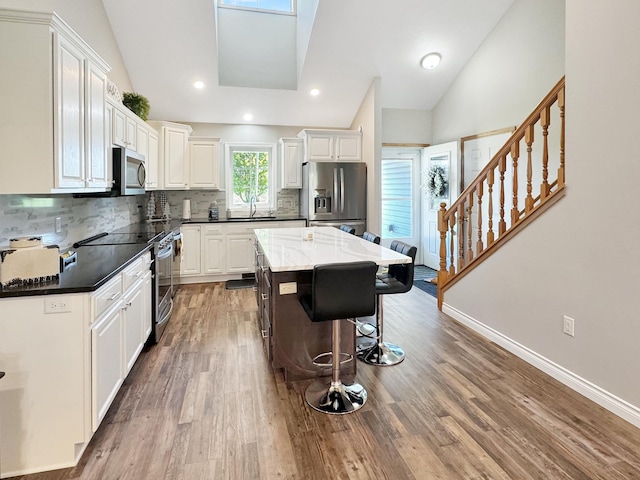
85, 60, 109, 188
148, 121, 192, 190
298, 129, 362, 162
146, 130, 159, 190
0, 9, 111, 194
189, 137, 220, 189
279, 137, 302, 189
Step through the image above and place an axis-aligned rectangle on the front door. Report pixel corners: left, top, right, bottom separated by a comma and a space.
422, 141, 458, 271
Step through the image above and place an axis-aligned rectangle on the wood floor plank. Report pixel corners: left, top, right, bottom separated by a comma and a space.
12, 284, 640, 480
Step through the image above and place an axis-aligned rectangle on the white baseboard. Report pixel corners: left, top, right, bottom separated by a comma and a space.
442, 303, 640, 429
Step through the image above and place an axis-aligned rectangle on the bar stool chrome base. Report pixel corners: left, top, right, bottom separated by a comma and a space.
305, 379, 368, 414
357, 341, 405, 366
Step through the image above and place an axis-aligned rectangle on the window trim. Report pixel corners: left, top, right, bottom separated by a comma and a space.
217, 0, 296, 16
225, 142, 277, 214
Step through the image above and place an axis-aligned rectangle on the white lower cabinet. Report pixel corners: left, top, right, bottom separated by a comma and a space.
178, 221, 306, 281
91, 302, 123, 432
202, 225, 225, 274
180, 225, 202, 275
226, 234, 255, 273
90, 252, 151, 432
122, 279, 146, 374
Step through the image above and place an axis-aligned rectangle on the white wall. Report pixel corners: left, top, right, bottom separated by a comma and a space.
442, 0, 640, 426
0, 0, 133, 93
350, 78, 381, 235
432, 0, 565, 144
381, 108, 432, 145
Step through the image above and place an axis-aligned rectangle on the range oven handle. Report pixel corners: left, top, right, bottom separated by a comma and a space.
157, 242, 173, 260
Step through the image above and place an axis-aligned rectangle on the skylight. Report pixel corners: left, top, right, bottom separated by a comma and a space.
219, 0, 295, 14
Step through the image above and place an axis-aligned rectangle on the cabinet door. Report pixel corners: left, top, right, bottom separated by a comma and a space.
164, 126, 190, 189
112, 106, 127, 147
146, 131, 159, 190
91, 306, 123, 432
189, 139, 219, 189
335, 133, 362, 162
125, 116, 137, 151
306, 133, 334, 161
181, 225, 202, 275
55, 35, 86, 188
122, 280, 145, 374
226, 235, 255, 273
203, 234, 225, 274
137, 123, 149, 159
142, 271, 152, 341
280, 138, 302, 188
85, 60, 109, 188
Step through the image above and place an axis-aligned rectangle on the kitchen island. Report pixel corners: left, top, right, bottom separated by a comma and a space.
254, 226, 411, 381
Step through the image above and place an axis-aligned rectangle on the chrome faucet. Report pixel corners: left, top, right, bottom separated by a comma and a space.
249, 194, 257, 218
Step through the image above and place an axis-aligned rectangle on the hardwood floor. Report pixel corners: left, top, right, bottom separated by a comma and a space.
14, 284, 640, 479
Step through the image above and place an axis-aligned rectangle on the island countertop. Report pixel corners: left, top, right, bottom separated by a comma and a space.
254, 226, 411, 272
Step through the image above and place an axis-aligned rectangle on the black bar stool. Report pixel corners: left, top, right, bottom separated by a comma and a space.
362, 231, 380, 244
339, 224, 356, 235
357, 240, 417, 366
300, 261, 377, 414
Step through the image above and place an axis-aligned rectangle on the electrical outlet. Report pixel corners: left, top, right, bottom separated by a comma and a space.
45, 297, 72, 314
279, 282, 297, 295
55, 217, 62, 233
563, 315, 575, 337
278, 199, 283, 208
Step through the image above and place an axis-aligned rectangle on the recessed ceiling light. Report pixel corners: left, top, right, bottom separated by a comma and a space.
420, 52, 441, 70
310, 88, 320, 96
194, 81, 205, 89
243, 113, 253, 121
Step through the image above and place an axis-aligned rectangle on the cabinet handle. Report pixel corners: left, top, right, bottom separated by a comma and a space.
135, 271, 143, 277
109, 293, 120, 301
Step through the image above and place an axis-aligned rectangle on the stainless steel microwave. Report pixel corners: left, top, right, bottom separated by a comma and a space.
113, 147, 146, 195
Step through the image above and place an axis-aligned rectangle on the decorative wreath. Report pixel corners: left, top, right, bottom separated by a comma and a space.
424, 165, 447, 197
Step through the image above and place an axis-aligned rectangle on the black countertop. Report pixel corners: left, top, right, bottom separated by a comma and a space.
0, 243, 151, 298
0, 218, 302, 298
181, 216, 307, 224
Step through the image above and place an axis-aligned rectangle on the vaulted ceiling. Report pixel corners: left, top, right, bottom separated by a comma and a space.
101, 0, 514, 127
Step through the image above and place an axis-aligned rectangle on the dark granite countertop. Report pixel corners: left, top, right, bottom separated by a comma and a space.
181, 216, 307, 224
0, 218, 303, 298
0, 243, 151, 298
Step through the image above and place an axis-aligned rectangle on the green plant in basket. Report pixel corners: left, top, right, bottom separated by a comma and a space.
122, 92, 150, 121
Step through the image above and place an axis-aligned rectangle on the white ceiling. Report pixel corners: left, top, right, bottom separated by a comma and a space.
101, 0, 514, 128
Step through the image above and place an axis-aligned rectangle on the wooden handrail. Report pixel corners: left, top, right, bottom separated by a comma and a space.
437, 77, 566, 309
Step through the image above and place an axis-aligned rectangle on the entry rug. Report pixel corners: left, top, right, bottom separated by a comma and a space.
225, 278, 256, 290
412, 265, 437, 298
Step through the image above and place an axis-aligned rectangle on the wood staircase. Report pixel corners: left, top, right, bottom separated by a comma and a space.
436, 77, 566, 309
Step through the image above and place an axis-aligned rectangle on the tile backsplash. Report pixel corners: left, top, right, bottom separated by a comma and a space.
0, 189, 302, 250
159, 189, 301, 219
0, 194, 144, 250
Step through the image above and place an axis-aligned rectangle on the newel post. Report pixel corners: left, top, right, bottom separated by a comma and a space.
437, 202, 448, 310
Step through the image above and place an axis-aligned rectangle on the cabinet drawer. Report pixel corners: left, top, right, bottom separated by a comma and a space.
226, 222, 273, 234
122, 255, 149, 291
202, 224, 224, 235
92, 275, 123, 319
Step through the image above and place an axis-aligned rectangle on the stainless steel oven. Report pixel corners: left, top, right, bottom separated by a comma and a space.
154, 233, 174, 343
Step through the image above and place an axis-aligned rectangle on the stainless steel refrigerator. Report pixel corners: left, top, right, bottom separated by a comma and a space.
300, 162, 367, 235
